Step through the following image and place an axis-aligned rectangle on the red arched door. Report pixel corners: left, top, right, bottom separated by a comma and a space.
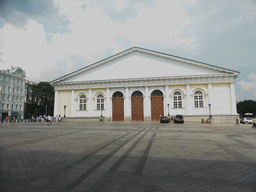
112, 92, 124, 121
131, 91, 144, 121
151, 90, 164, 121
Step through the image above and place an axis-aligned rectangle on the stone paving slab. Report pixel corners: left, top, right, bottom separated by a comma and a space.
1, 122, 256, 191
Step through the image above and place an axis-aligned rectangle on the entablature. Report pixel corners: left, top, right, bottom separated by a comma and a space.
54, 74, 235, 91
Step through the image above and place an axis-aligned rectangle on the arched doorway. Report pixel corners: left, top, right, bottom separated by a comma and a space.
131, 91, 144, 121
112, 91, 124, 121
151, 90, 164, 121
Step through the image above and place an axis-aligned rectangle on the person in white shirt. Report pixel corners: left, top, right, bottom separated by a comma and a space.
58, 115, 62, 125
47, 115, 52, 125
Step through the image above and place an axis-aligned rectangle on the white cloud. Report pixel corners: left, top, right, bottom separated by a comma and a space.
237, 80, 256, 99
1, 0, 197, 82
249, 72, 256, 81
112, 0, 128, 11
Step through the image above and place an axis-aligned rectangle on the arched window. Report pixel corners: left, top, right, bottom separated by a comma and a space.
194, 91, 203, 108
173, 92, 182, 108
79, 95, 86, 110
97, 94, 104, 110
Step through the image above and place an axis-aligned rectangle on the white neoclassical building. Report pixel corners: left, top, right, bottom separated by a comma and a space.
51, 47, 239, 124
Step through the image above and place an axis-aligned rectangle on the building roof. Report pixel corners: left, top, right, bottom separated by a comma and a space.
51, 47, 240, 84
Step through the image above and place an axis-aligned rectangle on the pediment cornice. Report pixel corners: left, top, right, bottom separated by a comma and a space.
51, 47, 240, 84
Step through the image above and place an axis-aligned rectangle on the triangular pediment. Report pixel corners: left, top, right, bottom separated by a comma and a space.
51, 47, 239, 84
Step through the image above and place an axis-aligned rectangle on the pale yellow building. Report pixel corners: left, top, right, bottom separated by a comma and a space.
51, 47, 239, 124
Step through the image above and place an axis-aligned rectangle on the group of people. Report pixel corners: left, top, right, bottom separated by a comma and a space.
236, 117, 256, 128
45, 115, 63, 125
0, 115, 16, 126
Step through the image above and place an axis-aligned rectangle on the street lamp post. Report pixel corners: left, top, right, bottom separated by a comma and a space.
64, 105, 66, 118
167, 104, 170, 116
208, 104, 212, 118
101, 106, 103, 118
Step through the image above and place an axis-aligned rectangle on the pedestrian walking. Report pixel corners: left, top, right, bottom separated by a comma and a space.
58, 115, 62, 125
55, 115, 58, 125
235, 117, 239, 126
4, 116, 9, 125
47, 115, 52, 125
252, 117, 256, 128
11, 116, 15, 126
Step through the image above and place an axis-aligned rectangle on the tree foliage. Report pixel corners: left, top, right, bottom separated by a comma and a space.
237, 100, 256, 117
24, 82, 54, 118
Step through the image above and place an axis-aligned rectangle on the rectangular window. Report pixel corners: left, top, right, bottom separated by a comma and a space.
12, 104, 14, 109
8, 87, 10, 92
16, 105, 18, 110
3, 94, 5, 101
2, 103, 4, 109
3, 86, 6, 92
7, 104, 9, 109
20, 105, 22, 110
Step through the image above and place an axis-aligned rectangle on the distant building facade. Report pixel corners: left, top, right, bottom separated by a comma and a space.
51, 47, 239, 124
0, 66, 26, 120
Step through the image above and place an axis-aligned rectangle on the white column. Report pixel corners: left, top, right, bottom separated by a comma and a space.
88, 89, 92, 117
106, 88, 110, 118
230, 82, 237, 114
144, 86, 150, 120
185, 84, 190, 115
54, 90, 58, 116
165, 85, 169, 116
71, 89, 75, 117
125, 87, 130, 120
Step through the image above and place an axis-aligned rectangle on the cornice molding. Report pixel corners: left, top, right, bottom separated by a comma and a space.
54, 74, 235, 90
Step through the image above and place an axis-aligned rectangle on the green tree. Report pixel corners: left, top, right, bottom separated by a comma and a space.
30, 82, 54, 116
237, 100, 256, 117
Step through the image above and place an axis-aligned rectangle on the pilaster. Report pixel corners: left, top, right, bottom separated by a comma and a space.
230, 82, 237, 114
54, 90, 58, 116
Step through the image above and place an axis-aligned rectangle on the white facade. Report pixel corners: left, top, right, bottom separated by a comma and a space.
51, 47, 239, 123
0, 66, 26, 120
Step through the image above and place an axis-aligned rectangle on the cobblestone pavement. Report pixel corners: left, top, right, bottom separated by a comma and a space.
1, 121, 256, 192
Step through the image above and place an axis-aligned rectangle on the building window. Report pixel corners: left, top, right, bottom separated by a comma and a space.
13, 88, 15, 93
12, 104, 14, 109
97, 94, 104, 110
7, 104, 9, 109
79, 95, 86, 110
13, 96, 15, 101
2, 103, 4, 109
173, 92, 182, 108
3, 86, 6, 92
3, 94, 5, 101
16, 105, 18, 110
8, 95, 10, 101
20, 105, 22, 110
17, 88, 19, 94
194, 91, 204, 108
13, 79, 15, 84
8, 87, 10, 92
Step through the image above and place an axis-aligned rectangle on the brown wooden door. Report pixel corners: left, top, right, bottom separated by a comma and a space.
132, 97, 144, 121
151, 96, 163, 121
112, 97, 124, 121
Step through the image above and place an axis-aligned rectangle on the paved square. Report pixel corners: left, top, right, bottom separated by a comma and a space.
1, 121, 256, 191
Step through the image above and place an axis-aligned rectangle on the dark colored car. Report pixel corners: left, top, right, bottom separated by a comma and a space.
160, 116, 170, 123
174, 115, 184, 123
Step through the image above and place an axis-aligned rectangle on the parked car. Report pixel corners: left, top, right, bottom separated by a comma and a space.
160, 116, 170, 123
174, 115, 184, 124
241, 117, 253, 124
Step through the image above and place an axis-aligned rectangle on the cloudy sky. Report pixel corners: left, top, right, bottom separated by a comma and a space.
0, 0, 255, 101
